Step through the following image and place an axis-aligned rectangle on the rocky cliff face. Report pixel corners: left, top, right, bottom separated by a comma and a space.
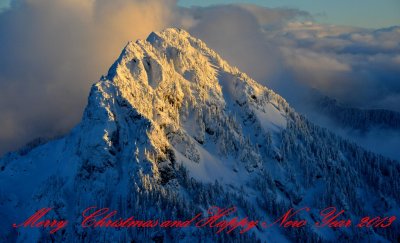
1, 28, 399, 242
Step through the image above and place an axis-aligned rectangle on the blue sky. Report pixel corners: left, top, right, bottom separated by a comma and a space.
0, 0, 9, 9
1, 0, 398, 28
179, 0, 400, 28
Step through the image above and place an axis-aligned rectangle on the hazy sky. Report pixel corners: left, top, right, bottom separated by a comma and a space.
179, 0, 400, 28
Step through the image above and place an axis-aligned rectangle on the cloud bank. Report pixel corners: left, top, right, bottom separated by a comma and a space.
0, 0, 399, 156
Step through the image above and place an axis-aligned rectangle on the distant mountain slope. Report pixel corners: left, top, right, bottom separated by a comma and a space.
1, 28, 399, 242
294, 91, 400, 160
314, 94, 400, 131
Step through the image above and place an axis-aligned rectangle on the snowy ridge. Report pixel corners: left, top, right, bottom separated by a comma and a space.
0, 28, 399, 242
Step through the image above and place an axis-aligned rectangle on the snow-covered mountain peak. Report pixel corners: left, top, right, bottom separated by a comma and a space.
146, 28, 192, 46
80, 28, 291, 186
1, 28, 399, 242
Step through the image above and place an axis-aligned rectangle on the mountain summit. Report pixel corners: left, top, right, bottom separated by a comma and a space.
1, 28, 399, 242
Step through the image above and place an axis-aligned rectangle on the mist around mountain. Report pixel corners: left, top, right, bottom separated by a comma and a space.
0, 28, 399, 242
289, 89, 400, 160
